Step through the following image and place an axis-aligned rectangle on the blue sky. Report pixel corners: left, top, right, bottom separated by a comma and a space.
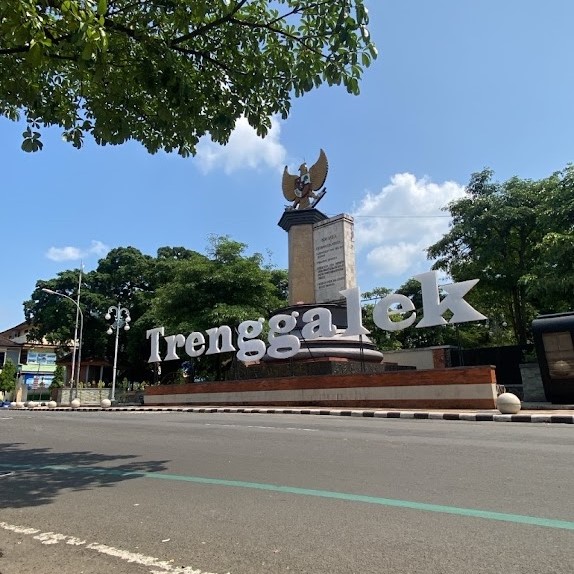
1, 0, 573, 331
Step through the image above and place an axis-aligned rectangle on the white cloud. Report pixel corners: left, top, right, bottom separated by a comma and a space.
195, 116, 286, 174
46, 240, 110, 262
88, 240, 110, 256
352, 173, 466, 282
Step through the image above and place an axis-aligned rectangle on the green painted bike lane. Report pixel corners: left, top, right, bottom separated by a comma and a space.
2, 462, 573, 532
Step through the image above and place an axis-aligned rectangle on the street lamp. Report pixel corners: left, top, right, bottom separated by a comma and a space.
42, 288, 84, 395
106, 304, 131, 402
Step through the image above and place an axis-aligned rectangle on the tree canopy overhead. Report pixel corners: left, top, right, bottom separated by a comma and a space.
1, 0, 376, 154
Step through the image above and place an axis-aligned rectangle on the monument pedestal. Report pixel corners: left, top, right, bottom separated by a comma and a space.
277, 210, 384, 366
269, 302, 384, 364
278, 208, 328, 305
145, 366, 498, 409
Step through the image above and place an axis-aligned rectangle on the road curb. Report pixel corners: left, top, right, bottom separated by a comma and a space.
9, 406, 574, 424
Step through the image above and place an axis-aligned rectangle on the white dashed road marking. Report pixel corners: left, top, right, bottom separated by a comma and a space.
0, 521, 225, 574
204, 423, 317, 432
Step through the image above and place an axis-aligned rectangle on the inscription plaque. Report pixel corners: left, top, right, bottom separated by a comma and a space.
313, 214, 356, 303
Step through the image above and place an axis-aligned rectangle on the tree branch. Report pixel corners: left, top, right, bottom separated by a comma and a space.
171, 0, 250, 47
172, 46, 247, 76
104, 18, 144, 41
266, 0, 332, 27
228, 17, 326, 58
0, 46, 28, 55
107, 0, 149, 16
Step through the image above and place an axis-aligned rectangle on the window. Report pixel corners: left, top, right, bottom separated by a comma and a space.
542, 332, 574, 379
6, 349, 20, 366
27, 351, 57, 365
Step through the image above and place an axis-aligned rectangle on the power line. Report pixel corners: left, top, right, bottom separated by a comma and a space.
350, 214, 451, 219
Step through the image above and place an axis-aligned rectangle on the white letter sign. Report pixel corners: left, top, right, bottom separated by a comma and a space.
414, 271, 487, 328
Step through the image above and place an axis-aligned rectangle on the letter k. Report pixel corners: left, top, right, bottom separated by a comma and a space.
414, 271, 487, 328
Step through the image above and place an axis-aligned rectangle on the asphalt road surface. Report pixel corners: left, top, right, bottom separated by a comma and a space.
1, 411, 572, 574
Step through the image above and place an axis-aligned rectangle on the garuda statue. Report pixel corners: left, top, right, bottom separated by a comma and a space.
282, 149, 328, 210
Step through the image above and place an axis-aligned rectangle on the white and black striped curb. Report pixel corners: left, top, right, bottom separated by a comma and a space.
8, 406, 574, 424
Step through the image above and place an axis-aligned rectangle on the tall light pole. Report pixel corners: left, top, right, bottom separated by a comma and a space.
73, 265, 83, 386
42, 288, 84, 396
106, 304, 131, 403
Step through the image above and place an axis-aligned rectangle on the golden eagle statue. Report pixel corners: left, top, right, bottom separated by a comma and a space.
282, 149, 328, 210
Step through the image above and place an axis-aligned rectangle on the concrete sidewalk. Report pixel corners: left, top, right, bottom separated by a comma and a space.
8, 403, 574, 424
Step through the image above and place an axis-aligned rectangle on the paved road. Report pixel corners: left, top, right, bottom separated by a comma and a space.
0, 411, 572, 574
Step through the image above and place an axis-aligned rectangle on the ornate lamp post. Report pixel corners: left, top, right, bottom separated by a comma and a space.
106, 304, 131, 402
42, 288, 83, 396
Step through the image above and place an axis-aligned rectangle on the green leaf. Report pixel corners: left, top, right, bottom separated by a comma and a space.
1, 0, 376, 156
21, 138, 34, 152
26, 42, 43, 67
81, 43, 93, 60
21, 136, 43, 152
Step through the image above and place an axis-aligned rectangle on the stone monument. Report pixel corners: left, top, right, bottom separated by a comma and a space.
144, 149, 498, 409
276, 149, 384, 366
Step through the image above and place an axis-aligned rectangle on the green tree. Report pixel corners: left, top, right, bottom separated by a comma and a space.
24, 266, 88, 353
152, 236, 288, 380
427, 166, 574, 345
522, 165, 574, 312
24, 247, 162, 382
0, 359, 18, 395
24, 237, 287, 383
1, 0, 376, 155
361, 286, 398, 351
50, 364, 65, 389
